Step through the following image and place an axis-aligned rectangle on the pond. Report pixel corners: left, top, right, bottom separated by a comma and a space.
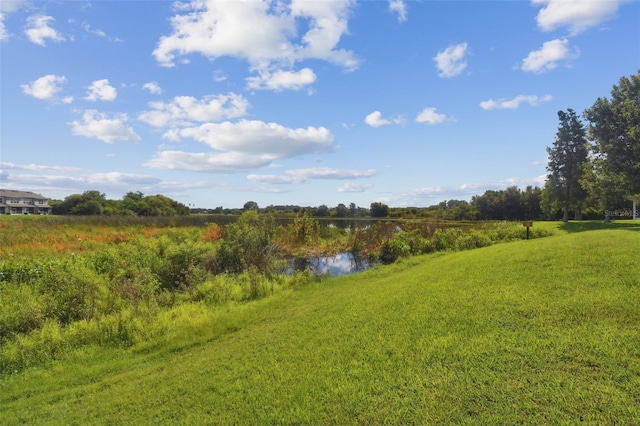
287, 252, 375, 277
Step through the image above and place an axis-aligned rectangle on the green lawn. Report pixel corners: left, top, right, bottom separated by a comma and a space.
2, 222, 640, 424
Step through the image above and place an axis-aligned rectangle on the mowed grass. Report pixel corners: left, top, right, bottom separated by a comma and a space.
2, 223, 640, 424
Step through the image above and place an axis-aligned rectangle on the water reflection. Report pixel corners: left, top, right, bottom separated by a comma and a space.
288, 252, 374, 277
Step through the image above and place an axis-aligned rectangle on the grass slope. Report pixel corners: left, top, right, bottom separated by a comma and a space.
2, 225, 640, 424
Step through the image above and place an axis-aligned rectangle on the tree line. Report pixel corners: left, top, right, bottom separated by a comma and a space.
51, 191, 190, 216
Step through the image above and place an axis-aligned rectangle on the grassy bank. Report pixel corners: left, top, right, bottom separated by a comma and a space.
1, 222, 639, 424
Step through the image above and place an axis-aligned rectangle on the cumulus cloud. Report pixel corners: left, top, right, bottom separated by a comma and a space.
152, 0, 358, 90
142, 81, 162, 94
25, 15, 65, 46
480, 94, 553, 110
246, 68, 317, 91
364, 111, 388, 128
147, 120, 335, 173
0, 1, 28, 41
521, 38, 578, 73
364, 111, 404, 128
532, 0, 622, 35
85, 79, 117, 101
415, 107, 448, 125
69, 110, 141, 143
433, 42, 468, 78
21, 74, 66, 100
389, 0, 407, 22
171, 120, 334, 157
138, 93, 250, 128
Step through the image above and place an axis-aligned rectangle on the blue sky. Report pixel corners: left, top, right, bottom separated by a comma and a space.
1, 0, 638, 209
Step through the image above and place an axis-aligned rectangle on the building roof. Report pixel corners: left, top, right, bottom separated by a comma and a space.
0, 189, 50, 200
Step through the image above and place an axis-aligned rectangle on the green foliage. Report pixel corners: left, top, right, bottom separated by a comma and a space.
52, 190, 189, 216
378, 238, 411, 263
289, 212, 320, 245
370, 202, 389, 217
545, 108, 590, 221
584, 70, 640, 197
210, 210, 277, 274
2, 225, 639, 424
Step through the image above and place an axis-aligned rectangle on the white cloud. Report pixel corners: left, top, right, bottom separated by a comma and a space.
173, 120, 334, 158
152, 0, 358, 90
0, 1, 28, 14
147, 120, 335, 173
480, 94, 553, 110
389, 0, 407, 22
138, 93, 250, 128
365, 111, 391, 128
364, 111, 404, 128
69, 110, 141, 143
249, 167, 376, 185
21, 74, 66, 100
521, 38, 578, 73
247, 174, 301, 184
213, 70, 228, 82
338, 183, 372, 193
143, 81, 162, 94
416, 107, 448, 125
433, 42, 468, 78
1, 1, 31, 41
292, 167, 377, 180
0, 162, 82, 172
85, 79, 117, 101
246, 68, 317, 91
532, 0, 621, 35
25, 15, 65, 46
82, 22, 106, 37
144, 151, 273, 173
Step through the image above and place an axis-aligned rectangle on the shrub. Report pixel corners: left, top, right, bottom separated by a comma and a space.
379, 238, 411, 264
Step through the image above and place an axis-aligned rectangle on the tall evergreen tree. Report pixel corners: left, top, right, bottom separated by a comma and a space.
545, 109, 590, 221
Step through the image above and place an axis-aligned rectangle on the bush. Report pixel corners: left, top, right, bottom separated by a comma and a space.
379, 238, 411, 263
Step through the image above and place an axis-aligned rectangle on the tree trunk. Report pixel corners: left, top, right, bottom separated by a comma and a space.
574, 209, 582, 220
562, 208, 569, 222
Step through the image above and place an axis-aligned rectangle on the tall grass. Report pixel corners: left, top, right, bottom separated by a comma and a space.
0, 224, 638, 424
0, 215, 554, 375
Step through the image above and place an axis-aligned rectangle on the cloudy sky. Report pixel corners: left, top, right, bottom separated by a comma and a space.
1, 0, 638, 208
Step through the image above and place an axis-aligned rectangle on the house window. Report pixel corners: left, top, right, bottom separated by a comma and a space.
25, 199, 34, 205
9, 199, 19, 204
38, 200, 47, 205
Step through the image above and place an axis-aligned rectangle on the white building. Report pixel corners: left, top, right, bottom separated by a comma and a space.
0, 189, 52, 215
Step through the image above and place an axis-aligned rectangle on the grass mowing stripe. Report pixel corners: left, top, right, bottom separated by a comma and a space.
1, 228, 639, 424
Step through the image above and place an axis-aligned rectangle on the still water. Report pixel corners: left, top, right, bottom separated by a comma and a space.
287, 252, 374, 277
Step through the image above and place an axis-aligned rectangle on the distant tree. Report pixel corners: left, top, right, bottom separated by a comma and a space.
502, 186, 524, 220
335, 203, 348, 218
545, 109, 590, 221
315, 204, 329, 217
583, 71, 640, 203
370, 202, 389, 218
243, 201, 259, 211
522, 186, 543, 220
472, 190, 503, 220
349, 202, 357, 217
56, 190, 107, 215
